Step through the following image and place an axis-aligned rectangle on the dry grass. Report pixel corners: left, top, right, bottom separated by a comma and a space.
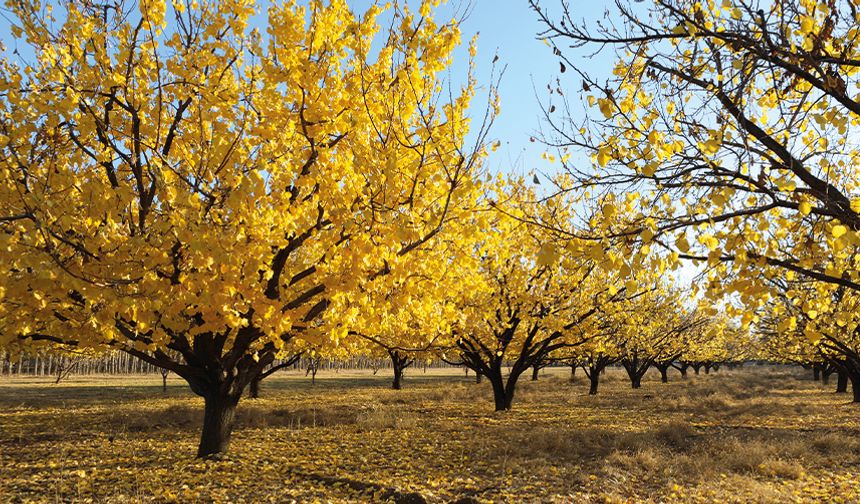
0, 366, 858, 503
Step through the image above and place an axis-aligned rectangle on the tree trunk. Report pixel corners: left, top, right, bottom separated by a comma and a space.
488, 370, 510, 411
693, 364, 701, 375
198, 392, 239, 458
836, 370, 848, 393
487, 364, 517, 411
475, 372, 482, 384
392, 365, 403, 390
659, 366, 669, 383
531, 365, 540, 381
680, 363, 688, 378
249, 376, 260, 398
162, 370, 169, 393
822, 366, 835, 386
569, 364, 576, 382
389, 350, 411, 390
813, 366, 821, 381
588, 372, 599, 395
622, 357, 646, 389
849, 370, 860, 403
704, 364, 711, 375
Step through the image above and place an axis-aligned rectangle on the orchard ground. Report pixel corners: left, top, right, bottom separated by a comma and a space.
0, 367, 858, 503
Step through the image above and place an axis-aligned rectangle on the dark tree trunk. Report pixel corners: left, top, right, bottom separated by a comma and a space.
306, 358, 320, 385
836, 370, 848, 393
569, 364, 576, 382
822, 366, 834, 386
531, 365, 540, 381
680, 363, 688, 378
161, 369, 169, 393
198, 392, 240, 458
585, 357, 610, 395
249, 376, 261, 398
692, 364, 701, 375
485, 362, 520, 411
813, 366, 821, 381
392, 367, 403, 390
622, 356, 648, 389
475, 372, 482, 384
389, 350, 412, 390
849, 370, 860, 403
658, 365, 669, 383
491, 379, 508, 410
588, 372, 599, 395
704, 364, 711, 375
488, 367, 512, 411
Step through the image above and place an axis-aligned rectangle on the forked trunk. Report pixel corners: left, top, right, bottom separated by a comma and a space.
489, 373, 510, 411
659, 366, 669, 383
531, 365, 540, 381
389, 350, 411, 390
487, 364, 517, 411
631, 375, 642, 389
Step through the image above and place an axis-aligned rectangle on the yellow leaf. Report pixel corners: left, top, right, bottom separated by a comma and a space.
675, 234, 690, 253
832, 225, 847, 238
700, 234, 719, 252
597, 148, 611, 167
536, 243, 559, 266
602, 202, 618, 220
800, 16, 814, 35
625, 279, 638, 293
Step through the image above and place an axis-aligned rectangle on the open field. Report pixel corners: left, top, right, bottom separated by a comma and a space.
0, 366, 858, 503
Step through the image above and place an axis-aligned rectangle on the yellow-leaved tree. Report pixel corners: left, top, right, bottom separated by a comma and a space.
445, 178, 637, 410
529, 0, 860, 400
0, 0, 496, 457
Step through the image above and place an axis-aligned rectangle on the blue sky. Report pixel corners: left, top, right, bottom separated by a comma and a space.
411, 0, 610, 178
